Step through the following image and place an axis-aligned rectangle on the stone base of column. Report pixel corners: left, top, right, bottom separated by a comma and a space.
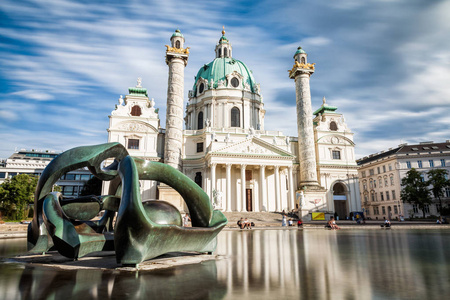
157, 184, 188, 213
296, 187, 327, 221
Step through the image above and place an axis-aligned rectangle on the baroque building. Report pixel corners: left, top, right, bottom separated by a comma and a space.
357, 141, 450, 220
105, 29, 361, 219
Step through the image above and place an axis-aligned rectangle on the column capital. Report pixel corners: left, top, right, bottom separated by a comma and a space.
240, 164, 247, 169
226, 163, 232, 170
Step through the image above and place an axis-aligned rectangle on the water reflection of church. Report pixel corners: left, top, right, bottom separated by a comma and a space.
105, 29, 361, 219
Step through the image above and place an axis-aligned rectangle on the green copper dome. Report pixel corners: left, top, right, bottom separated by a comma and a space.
192, 57, 258, 96
171, 29, 184, 38
294, 46, 306, 55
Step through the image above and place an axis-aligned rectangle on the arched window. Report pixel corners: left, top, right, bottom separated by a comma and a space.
330, 121, 338, 131
224, 48, 228, 57
231, 107, 240, 127
198, 111, 204, 130
301, 57, 306, 64
175, 40, 180, 49
218, 48, 222, 57
131, 105, 141, 116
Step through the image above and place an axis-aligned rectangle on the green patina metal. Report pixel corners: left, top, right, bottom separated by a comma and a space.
313, 103, 338, 116
128, 87, 148, 97
192, 57, 258, 95
27, 143, 227, 266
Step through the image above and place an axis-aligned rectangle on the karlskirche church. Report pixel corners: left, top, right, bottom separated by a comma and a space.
104, 29, 361, 219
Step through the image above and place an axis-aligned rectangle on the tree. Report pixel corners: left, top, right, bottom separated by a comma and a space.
401, 168, 431, 218
0, 174, 38, 220
426, 169, 450, 216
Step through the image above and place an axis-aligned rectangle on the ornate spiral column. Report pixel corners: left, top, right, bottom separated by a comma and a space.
164, 30, 189, 170
289, 47, 319, 187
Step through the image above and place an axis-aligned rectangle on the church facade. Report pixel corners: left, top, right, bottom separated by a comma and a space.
105, 29, 361, 219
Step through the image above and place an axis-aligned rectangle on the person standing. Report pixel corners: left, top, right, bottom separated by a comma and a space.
282, 214, 287, 226
183, 213, 191, 227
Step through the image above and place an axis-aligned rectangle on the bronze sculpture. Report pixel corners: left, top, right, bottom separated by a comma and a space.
27, 143, 227, 266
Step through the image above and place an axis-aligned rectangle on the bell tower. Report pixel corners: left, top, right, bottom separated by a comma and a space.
164, 29, 189, 170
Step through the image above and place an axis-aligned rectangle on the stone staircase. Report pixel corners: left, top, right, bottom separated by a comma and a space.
222, 212, 299, 228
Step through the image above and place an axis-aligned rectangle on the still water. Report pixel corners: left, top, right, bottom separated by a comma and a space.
0, 229, 449, 300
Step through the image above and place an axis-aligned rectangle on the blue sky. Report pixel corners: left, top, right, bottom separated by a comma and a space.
1, 0, 449, 159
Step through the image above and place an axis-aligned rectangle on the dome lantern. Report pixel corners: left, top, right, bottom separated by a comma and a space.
215, 26, 232, 58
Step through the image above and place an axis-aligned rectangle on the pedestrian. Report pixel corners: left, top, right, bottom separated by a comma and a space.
183, 213, 191, 227
282, 214, 287, 226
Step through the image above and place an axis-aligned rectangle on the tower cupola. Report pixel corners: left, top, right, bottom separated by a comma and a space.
293, 46, 307, 64
215, 26, 232, 58
170, 29, 185, 49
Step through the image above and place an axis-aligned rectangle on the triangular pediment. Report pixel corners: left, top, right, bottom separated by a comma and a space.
211, 137, 294, 158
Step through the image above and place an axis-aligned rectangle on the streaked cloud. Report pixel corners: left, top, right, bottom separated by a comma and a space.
0, 0, 449, 160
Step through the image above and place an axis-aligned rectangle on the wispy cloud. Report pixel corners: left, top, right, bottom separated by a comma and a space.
0, 0, 449, 159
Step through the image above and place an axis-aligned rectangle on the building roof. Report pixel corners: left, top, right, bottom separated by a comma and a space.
192, 57, 258, 95
357, 141, 450, 165
171, 29, 184, 38
294, 46, 306, 56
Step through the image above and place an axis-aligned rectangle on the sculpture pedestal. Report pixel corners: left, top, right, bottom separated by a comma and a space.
297, 186, 327, 220
158, 184, 188, 213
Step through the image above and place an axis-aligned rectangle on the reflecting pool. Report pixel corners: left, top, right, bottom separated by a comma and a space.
0, 229, 449, 299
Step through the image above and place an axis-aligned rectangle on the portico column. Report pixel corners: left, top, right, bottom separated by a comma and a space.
288, 166, 295, 210
275, 165, 281, 211
210, 163, 217, 203
226, 163, 232, 212
241, 164, 247, 212
260, 165, 266, 211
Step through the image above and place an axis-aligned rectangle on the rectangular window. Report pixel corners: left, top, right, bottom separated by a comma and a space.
65, 174, 76, 181
196, 142, 204, 152
383, 166, 386, 173
382, 206, 386, 215
370, 169, 374, 176
361, 171, 366, 178
424, 204, 430, 214
127, 139, 139, 150
377, 167, 381, 174
332, 150, 341, 160
0, 172, 5, 179
418, 160, 423, 168
389, 164, 392, 171
429, 160, 434, 167
371, 193, 375, 202
80, 174, 91, 181
406, 161, 411, 169
390, 176, 394, 186
441, 159, 446, 167
445, 187, 450, 198
386, 191, 390, 201
374, 193, 378, 201
380, 192, 384, 201
394, 205, 398, 214
413, 204, 418, 213
420, 174, 425, 182
392, 190, 396, 200
8, 172, 17, 177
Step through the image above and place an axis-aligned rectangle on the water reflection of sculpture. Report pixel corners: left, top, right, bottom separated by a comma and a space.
4, 261, 226, 299
26, 142, 227, 266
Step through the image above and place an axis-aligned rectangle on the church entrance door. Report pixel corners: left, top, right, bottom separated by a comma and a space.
333, 182, 348, 220
246, 189, 253, 212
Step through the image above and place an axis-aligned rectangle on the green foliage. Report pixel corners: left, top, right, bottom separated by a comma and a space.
426, 169, 450, 216
0, 174, 38, 220
401, 168, 431, 218
80, 176, 102, 196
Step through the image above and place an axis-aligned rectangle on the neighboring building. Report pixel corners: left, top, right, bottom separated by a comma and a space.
105, 29, 361, 219
357, 141, 450, 219
0, 149, 93, 197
